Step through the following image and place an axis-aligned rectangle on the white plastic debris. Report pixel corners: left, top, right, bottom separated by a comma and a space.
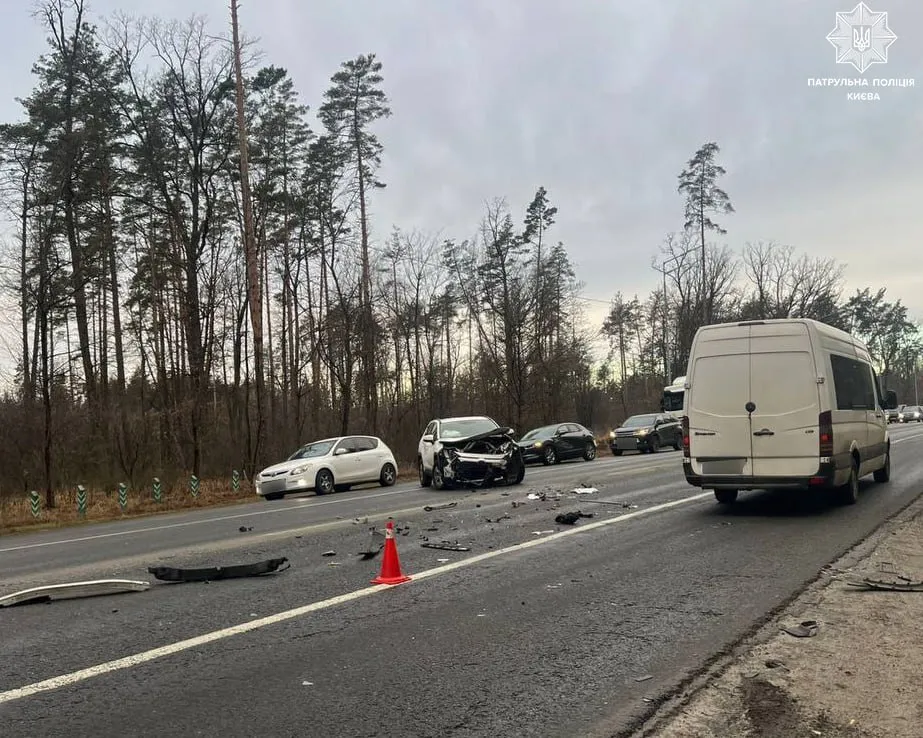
527, 493, 542, 500
573, 487, 598, 494
531, 530, 554, 535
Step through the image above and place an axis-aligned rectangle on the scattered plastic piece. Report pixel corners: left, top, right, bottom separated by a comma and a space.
0, 580, 150, 608
573, 487, 598, 494
421, 542, 470, 552
358, 544, 384, 560
321, 551, 336, 557
781, 619, 819, 638
531, 530, 554, 536
555, 511, 595, 525
634, 675, 653, 682
147, 558, 289, 583
423, 502, 458, 512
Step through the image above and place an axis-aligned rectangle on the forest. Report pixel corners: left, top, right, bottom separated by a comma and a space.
0, 1, 919, 503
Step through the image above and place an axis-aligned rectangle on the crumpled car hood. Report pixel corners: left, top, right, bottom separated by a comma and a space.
435, 427, 521, 486
438, 427, 516, 447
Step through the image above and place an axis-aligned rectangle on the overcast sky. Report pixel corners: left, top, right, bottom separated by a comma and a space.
0, 0, 921, 368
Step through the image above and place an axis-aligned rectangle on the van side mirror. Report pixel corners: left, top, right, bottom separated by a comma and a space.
883, 389, 898, 410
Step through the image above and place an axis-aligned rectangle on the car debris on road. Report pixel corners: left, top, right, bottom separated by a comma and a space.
0, 579, 151, 608
421, 541, 471, 552
423, 502, 458, 512
554, 511, 595, 525
147, 557, 290, 582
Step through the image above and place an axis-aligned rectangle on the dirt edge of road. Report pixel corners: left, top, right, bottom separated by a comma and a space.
630, 490, 923, 738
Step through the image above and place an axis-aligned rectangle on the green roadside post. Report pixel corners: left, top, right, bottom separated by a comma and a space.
153, 477, 162, 503
29, 490, 41, 519
76, 485, 87, 518
190, 475, 199, 498
118, 483, 128, 512
231, 470, 240, 492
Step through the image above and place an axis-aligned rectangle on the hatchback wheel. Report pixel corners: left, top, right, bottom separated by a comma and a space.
542, 446, 557, 465
380, 462, 397, 487
314, 469, 335, 496
583, 442, 596, 461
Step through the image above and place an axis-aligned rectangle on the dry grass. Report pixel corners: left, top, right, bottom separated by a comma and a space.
0, 460, 420, 534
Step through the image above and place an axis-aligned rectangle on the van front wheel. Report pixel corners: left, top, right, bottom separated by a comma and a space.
873, 448, 891, 483
714, 489, 738, 504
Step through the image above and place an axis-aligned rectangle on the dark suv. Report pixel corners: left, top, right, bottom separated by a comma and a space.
609, 413, 682, 455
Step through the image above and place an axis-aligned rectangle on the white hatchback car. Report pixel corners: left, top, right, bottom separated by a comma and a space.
255, 435, 398, 500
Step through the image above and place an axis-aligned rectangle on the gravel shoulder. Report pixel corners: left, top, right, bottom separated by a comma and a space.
633, 492, 923, 738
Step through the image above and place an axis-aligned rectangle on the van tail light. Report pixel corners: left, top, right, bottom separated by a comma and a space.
682, 416, 690, 457
818, 410, 833, 456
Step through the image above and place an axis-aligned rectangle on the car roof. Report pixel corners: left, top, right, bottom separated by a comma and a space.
299, 435, 383, 445
436, 416, 495, 422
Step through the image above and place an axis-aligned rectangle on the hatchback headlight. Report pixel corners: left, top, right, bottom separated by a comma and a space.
290, 465, 310, 476
533, 441, 543, 448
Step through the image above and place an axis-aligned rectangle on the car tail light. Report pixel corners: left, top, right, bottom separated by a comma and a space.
818, 410, 833, 456
682, 416, 690, 457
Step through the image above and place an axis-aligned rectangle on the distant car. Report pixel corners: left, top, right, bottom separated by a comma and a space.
887, 405, 906, 423
255, 436, 397, 500
898, 405, 922, 423
609, 413, 683, 455
518, 423, 597, 465
417, 415, 525, 489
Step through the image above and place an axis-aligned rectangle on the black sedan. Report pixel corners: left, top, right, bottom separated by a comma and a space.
608, 413, 682, 455
517, 423, 597, 465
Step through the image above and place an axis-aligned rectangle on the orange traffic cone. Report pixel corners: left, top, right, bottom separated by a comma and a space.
371, 520, 411, 585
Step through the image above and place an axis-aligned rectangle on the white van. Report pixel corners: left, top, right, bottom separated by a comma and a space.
681, 318, 898, 505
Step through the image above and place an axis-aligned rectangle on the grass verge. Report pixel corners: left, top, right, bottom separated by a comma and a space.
0, 461, 419, 535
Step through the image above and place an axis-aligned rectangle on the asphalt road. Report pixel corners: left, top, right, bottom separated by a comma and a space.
2, 424, 923, 737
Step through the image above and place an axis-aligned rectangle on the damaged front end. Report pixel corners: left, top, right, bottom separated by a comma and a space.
435, 428, 525, 488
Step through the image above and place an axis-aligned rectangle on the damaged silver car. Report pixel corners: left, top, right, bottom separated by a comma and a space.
417, 416, 526, 489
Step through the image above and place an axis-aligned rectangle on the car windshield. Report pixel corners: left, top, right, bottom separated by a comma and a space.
287, 440, 336, 460
520, 425, 556, 441
440, 418, 498, 439
622, 414, 658, 428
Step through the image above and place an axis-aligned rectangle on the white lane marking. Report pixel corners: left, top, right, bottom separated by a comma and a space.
0, 456, 675, 554
892, 431, 923, 445
0, 491, 711, 705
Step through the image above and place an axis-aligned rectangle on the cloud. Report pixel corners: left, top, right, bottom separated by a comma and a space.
0, 0, 920, 353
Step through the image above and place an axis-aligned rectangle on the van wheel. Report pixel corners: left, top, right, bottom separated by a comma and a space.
648, 436, 660, 454
714, 489, 738, 504
873, 448, 891, 483
837, 460, 860, 505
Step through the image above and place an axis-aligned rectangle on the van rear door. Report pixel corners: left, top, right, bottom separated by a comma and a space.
747, 322, 822, 477
687, 326, 753, 477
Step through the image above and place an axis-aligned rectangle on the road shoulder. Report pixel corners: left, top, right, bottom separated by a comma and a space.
633, 492, 923, 738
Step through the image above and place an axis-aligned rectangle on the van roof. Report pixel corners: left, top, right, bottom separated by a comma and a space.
697, 318, 866, 352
